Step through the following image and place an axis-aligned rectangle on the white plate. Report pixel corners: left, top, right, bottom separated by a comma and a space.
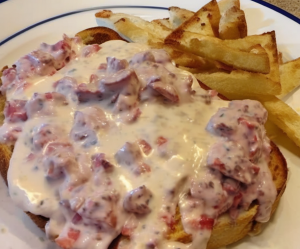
0, 1, 300, 249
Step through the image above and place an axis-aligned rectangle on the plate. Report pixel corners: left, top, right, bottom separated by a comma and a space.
0, 1, 300, 249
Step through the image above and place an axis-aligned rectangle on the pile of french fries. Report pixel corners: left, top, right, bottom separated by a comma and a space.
94, 0, 300, 148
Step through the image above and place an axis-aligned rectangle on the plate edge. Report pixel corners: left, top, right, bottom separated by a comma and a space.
0, 5, 168, 46
1, 1, 300, 47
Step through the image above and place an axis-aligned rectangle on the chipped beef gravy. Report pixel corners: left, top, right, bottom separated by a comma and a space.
0, 36, 276, 249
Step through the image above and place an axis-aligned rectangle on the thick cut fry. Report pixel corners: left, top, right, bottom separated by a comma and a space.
168, 6, 194, 29
95, 10, 171, 41
149, 41, 219, 71
177, 14, 215, 37
202, 0, 221, 36
114, 18, 160, 44
151, 18, 172, 29
278, 52, 283, 65
190, 38, 269, 72
165, 30, 270, 73
172, 0, 221, 37
219, 6, 247, 39
195, 70, 281, 95
278, 57, 300, 97
222, 31, 280, 85
219, 92, 300, 148
218, 0, 240, 15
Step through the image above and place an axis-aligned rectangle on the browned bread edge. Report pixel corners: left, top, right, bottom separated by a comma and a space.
75, 26, 127, 45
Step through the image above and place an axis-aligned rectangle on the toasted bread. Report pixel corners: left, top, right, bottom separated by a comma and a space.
0, 61, 288, 249
75, 26, 127, 45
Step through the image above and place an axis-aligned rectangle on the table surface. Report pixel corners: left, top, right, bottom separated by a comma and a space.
264, 0, 300, 18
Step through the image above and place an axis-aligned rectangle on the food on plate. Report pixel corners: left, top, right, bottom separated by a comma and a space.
168, 6, 194, 29
95, 10, 172, 42
2, 0, 300, 248
164, 30, 270, 74
217, 0, 247, 39
151, 18, 173, 29
98, 0, 300, 149
278, 57, 300, 97
76, 26, 126, 45
0, 35, 287, 249
194, 69, 280, 95
169, 0, 221, 37
219, 92, 300, 148
218, 0, 240, 15
218, 5, 247, 39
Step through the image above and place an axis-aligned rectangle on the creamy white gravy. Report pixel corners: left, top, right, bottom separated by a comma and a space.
0, 37, 276, 249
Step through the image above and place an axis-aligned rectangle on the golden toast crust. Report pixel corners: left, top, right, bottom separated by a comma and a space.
75, 26, 127, 45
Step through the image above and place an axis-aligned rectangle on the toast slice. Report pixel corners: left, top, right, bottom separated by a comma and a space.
0, 63, 288, 249
75, 26, 127, 45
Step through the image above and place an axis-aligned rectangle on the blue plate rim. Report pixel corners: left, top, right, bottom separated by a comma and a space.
0, 1, 299, 47
0, 5, 168, 46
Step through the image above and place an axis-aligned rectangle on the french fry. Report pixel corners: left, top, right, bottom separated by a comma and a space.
278, 52, 283, 65
151, 18, 172, 29
114, 18, 161, 44
218, 0, 240, 15
172, 0, 221, 37
94, 6, 300, 150
190, 38, 269, 73
95, 10, 171, 41
222, 31, 280, 85
202, 0, 221, 37
195, 70, 281, 95
168, 6, 194, 29
278, 57, 300, 97
219, 6, 247, 39
165, 30, 270, 73
149, 41, 220, 70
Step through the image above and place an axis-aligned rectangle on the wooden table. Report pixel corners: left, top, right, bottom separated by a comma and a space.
264, 0, 300, 18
